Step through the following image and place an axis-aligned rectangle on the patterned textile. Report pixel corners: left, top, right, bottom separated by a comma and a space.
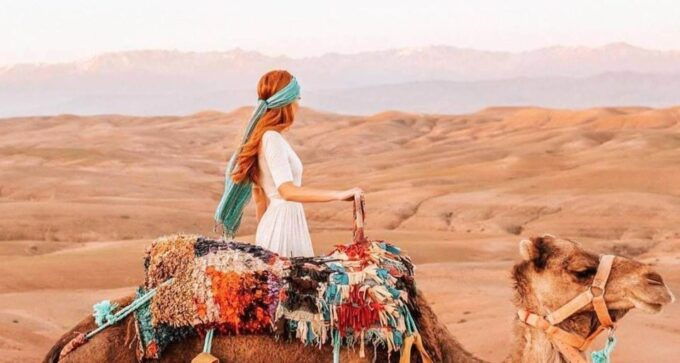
277, 240, 418, 359
133, 234, 419, 360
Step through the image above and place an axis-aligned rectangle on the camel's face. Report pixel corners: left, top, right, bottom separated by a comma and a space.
513, 234, 675, 319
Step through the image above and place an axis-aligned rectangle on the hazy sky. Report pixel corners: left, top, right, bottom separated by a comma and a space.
2, 0, 679, 65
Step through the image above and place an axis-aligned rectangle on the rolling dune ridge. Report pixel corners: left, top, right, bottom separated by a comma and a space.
0, 106, 679, 362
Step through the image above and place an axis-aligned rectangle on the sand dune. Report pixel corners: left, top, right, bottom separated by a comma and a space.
0, 106, 679, 362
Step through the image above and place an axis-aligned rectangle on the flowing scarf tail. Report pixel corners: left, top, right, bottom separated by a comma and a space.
214, 152, 254, 238
214, 77, 301, 238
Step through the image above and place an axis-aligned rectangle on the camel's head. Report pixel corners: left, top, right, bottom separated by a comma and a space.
512, 234, 674, 326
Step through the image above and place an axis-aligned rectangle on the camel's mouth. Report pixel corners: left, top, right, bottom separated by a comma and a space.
629, 294, 665, 313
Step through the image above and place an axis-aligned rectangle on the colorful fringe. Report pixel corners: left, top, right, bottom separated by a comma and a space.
134, 234, 420, 360
276, 239, 419, 359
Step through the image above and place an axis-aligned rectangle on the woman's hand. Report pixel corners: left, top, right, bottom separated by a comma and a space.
335, 187, 363, 201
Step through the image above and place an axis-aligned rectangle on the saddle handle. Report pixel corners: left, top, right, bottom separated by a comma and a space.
353, 192, 367, 244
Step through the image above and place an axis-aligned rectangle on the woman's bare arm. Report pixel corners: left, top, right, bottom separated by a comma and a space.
278, 182, 362, 203
252, 184, 268, 221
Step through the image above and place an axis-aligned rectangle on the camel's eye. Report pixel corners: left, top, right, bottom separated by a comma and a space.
570, 267, 597, 280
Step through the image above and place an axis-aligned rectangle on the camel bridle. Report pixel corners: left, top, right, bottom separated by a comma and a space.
517, 254, 616, 363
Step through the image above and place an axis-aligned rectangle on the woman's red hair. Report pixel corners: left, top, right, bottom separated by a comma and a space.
231, 70, 296, 185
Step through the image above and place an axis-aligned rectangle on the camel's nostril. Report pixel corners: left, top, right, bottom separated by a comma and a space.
645, 272, 664, 285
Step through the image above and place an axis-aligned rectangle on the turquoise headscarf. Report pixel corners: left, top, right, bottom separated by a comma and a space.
214, 76, 301, 238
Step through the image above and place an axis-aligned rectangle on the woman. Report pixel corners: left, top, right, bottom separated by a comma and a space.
215, 70, 362, 257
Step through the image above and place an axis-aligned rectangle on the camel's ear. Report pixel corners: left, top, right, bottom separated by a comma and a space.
519, 235, 555, 269
519, 239, 535, 261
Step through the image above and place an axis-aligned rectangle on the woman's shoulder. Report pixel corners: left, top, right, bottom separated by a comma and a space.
262, 130, 288, 144
262, 129, 283, 139
261, 130, 290, 150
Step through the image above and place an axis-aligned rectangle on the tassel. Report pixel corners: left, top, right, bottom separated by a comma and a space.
359, 330, 365, 358
213, 163, 253, 238
93, 300, 118, 326
591, 335, 617, 363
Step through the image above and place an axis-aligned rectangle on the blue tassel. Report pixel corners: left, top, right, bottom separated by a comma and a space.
288, 320, 298, 332
92, 300, 118, 326
393, 330, 403, 347
328, 263, 346, 273
379, 242, 401, 254
307, 322, 316, 344
386, 313, 396, 328
332, 272, 349, 285
376, 268, 390, 280
402, 306, 418, 334
591, 335, 617, 363
325, 284, 339, 303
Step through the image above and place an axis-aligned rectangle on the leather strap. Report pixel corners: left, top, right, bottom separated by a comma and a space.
592, 255, 614, 291
398, 333, 432, 363
578, 325, 606, 351
591, 255, 615, 327
553, 339, 588, 363
398, 334, 414, 363
546, 290, 594, 325
518, 310, 586, 349
352, 193, 367, 244
413, 332, 433, 363
546, 255, 615, 325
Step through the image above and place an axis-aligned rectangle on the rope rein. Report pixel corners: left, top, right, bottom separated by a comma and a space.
203, 328, 215, 353
59, 279, 173, 359
591, 332, 617, 363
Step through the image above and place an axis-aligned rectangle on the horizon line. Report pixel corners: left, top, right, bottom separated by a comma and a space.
3, 104, 680, 122
3, 41, 680, 68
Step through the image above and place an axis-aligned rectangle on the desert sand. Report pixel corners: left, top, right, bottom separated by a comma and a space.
1, 106, 679, 362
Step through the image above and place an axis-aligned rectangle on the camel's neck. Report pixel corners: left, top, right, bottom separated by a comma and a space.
506, 320, 583, 363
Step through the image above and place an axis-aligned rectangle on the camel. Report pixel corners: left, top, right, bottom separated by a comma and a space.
45, 235, 674, 363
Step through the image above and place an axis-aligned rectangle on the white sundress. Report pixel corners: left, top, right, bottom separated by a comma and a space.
255, 130, 314, 257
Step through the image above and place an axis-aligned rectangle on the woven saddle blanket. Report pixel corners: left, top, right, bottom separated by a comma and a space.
134, 234, 419, 360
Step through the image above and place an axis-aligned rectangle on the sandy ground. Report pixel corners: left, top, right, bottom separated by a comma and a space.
1, 106, 679, 362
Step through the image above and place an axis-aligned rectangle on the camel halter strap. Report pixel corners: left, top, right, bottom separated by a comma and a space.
517, 254, 616, 363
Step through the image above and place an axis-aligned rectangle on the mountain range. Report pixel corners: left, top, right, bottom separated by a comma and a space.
1, 43, 679, 117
